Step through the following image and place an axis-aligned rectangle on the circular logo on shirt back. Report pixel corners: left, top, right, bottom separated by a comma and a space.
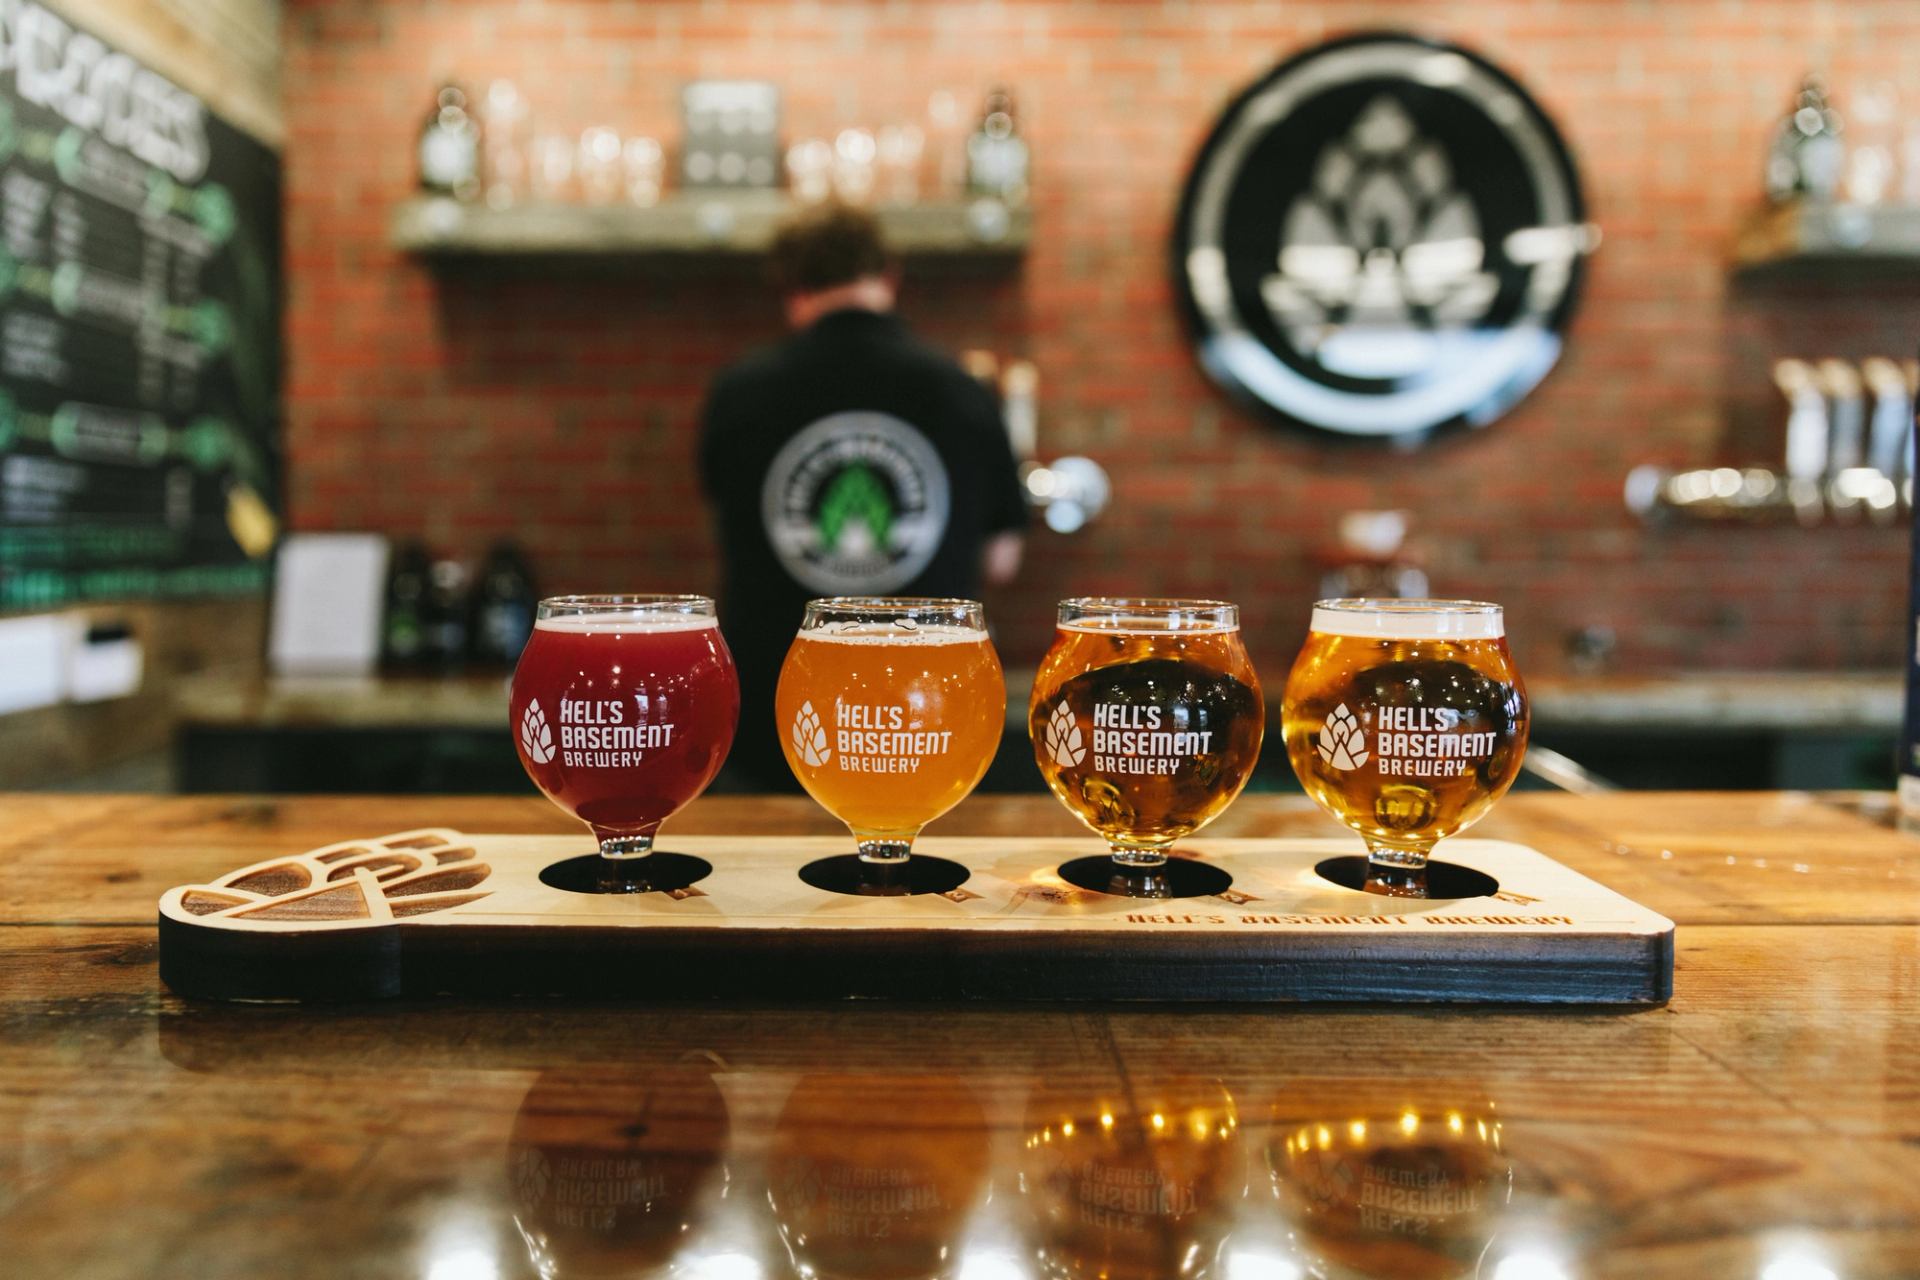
1173, 32, 1592, 443
762, 411, 952, 594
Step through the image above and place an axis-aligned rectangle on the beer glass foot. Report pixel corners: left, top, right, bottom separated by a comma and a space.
1364, 862, 1429, 898
1058, 854, 1233, 900
1313, 855, 1499, 901
539, 850, 713, 896
799, 853, 971, 898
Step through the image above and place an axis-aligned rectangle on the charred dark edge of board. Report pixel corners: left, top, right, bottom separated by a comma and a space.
157, 911, 403, 1002
407, 925, 1674, 1004
154, 913, 1671, 1004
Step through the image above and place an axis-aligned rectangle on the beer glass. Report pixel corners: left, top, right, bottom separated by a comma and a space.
1281, 599, 1527, 896
511, 595, 739, 886
776, 598, 1005, 865
1029, 598, 1264, 870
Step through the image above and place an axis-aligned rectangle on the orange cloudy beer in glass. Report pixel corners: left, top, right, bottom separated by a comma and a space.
1282, 599, 1528, 895
1029, 598, 1263, 868
777, 598, 1004, 863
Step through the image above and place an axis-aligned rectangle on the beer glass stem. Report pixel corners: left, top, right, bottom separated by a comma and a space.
1364, 841, 1428, 871
1109, 843, 1168, 869
1363, 840, 1430, 897
856, 837, 913, 865
600, 834, 655, 861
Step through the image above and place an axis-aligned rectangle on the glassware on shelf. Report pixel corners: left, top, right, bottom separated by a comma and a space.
578, 126, 623, 205
480, 79, 526, 209
925, 89, 968, 198
877, 123, 925, 204
1846, 81, 1899, 206
786, 138, 834, 204
622, 136, 664, 207
529, 134, 575, 203
832, 127, 877, 203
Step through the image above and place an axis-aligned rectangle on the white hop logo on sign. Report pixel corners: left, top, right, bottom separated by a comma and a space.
1316, 703, 1369, 770
791, 700, 830, 767
1044, 700, 1087, 768
520, 700, 554, 764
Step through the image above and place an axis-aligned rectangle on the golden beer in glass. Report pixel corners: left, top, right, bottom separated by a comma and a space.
1282, 599, 1527, 896
777, 598, 1004, 864
1029, 598, 1263, 869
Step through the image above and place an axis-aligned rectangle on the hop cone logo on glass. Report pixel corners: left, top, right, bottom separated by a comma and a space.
1045, 700, 1087, 768
792, 700, 831, 767
1317, 703, 1369, 770
520, 700, 554, 764
510, 1147, 552, 1205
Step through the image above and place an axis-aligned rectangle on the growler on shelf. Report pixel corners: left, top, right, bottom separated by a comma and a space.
1029, 599, 1263, 867
1281, 599, 1527, 891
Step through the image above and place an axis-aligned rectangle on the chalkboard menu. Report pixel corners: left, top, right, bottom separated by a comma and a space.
0, 2, 282, 611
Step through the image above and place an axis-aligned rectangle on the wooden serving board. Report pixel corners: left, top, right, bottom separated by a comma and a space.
156, 830, 1674, 1005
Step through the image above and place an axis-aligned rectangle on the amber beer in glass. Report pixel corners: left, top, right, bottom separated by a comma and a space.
1029, 598, 1264, 868
510, 596, 739, 880
1282, 599, 1527, 895
776, 598, 1005, 863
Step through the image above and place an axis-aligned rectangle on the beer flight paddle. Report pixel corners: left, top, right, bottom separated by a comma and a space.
156, 594, 1672, 1005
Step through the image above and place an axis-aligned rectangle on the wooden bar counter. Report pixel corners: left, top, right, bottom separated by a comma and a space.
2, 791, 1916, 1279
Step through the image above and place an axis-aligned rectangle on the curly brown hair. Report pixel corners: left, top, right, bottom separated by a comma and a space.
769, 201, 894, 293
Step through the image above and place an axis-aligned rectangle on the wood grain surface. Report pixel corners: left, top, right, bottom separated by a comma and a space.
3, 791, 1917, 1279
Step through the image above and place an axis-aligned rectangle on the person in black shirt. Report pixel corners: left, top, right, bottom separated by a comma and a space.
699, 203, 1028, 789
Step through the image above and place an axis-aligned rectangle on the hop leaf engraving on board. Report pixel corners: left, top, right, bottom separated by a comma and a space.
520, 700, 555, 765
792, 700, 831, 768
1316, 703, 1369, 770
1045, 700, 1087, 768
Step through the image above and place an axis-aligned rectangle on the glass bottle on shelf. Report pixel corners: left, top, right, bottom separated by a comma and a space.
1764, 75, 1843, 205
423, 558, 471, 673
480, 79, 526, 209
468, 542, 538, 669
380, 541, 432, 671
419, 83, 482, 201
966, 86, 1029, 204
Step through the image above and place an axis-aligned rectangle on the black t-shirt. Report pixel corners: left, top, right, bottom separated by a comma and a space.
698, 308, 1027, 785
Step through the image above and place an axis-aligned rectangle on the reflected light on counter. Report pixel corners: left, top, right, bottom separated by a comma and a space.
682, 1252, 765, 1280
957, 1251, 1032, 1280
1224, 1247, 1304, 1280
1493, 1249, 1573, 1280
424, 1248, 499, 1280
1761, 1257, 1839, 1280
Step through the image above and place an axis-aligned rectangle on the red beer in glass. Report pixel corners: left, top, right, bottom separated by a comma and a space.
510, 596, 739, 867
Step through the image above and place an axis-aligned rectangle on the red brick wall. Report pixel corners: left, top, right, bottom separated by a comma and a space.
283, 0, 1920, 676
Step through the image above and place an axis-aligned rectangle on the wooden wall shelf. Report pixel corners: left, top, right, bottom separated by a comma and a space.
1733, 200, 1920, 276
390, 194, 1031, 265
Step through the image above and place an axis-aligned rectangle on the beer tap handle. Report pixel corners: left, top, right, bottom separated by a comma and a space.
1864, 357, 1912, 479
1816, 358, 1865, 476
1775, 358, 1828, 524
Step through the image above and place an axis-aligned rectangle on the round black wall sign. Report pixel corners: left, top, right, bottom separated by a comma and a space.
1173, 33, 1591, 442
